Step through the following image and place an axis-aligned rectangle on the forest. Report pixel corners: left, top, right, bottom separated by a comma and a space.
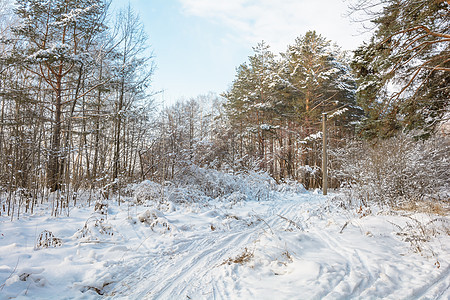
0, 0, 448, 218
0, 0, 449, 298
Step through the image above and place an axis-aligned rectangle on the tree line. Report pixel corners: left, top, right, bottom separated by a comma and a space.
0, 0, 154, 216
142, 0, 448, 195
0, 0, 448, 218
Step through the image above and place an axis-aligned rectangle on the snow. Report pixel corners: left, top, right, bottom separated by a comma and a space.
27, 43, 71, 62
260, 124, 279, 130
329, 107, 348, 119
0, 187, 449, 299
304, 131, 323, 142
51, 5, 101, 27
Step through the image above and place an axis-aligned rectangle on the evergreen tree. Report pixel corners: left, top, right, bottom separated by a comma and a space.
277, 31, 361, 186
280, 31, 360, 135
351, 0, 449, 138
223, 41, 280, 168
11, 0, 108, 190
223, 34, 361, 185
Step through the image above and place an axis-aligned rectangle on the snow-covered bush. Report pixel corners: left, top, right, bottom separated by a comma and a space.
167, 187, 209, 204
35, 230, 62, 250
133, 180, 165, 204
74, 216, 117, 242
94, 200, 108, 215
225, 191, 248, 205
173, 165, 240, 198
334, 134, 449, 207
172, 165, 275, 202
276, 179, 307, 194
137, 209, 176, 233
237, 171, 276, 201
131, 165, 276, 205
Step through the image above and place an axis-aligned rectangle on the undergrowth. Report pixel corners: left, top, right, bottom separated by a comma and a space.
35, 230, 62, 250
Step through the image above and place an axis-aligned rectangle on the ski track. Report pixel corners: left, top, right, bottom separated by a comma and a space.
148, 229, 258, 299
110, 200, 293, 299
106, 197, 449, 299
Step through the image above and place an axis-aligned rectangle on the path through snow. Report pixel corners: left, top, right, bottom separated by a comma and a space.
108, 194, 450, 299
0, 192, 449, 299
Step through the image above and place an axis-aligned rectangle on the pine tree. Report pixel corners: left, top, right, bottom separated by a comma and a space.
223, 41, 280, 169
277, 31, 361, 186
223, 34, 361, 185
280, 31, 360, 135
11, 0, 108, 190
351, 0, 449, 138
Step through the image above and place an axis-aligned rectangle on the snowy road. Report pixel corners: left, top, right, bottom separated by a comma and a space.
1, 192, 449, 299
106, 195, 450, 299
110, 200, 294, 299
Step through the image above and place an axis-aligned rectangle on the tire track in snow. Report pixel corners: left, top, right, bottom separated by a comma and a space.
410, 264, 450, 299
159, 200, 300, 299
110, 202, 301, 299
110, 197, 450, 299
311, 219, 449, 300
149, 230, 258, 299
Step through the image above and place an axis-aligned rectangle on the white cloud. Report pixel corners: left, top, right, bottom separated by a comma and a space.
179, 0, 370, 52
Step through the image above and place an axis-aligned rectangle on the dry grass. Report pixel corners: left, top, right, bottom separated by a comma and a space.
76, 216, 114, 241
82, 282, 113, 295
94, 200, 108, 215
138, 210, 173, 233
222, 248, 254, 265
395, 198, 450, 216
35, 230, 62, 250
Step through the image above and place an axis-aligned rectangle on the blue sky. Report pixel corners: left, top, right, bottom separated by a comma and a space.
113, 0, 371, 105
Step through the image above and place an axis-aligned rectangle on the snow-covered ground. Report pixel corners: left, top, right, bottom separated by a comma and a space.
1, 189, 449, 299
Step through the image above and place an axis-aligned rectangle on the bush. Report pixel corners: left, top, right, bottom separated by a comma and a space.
35, 230, 62, 250
173, 165, 240, 198
167, 187, 209, 204
133, 180, 165, 204
74, 216, 115, 242
132, 165, 277, 205
137, 209, 176, 233
334, 134, 449, 207
172, 165, 276, 202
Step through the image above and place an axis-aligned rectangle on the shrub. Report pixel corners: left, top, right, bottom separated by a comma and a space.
137, 209, 175, 233
94, 200, 108, 215
133, 180, 165, 204
334, 134, 449, 207
133, 165, 276, 205
75, 216, 115, 242
167, 187, 209, 204
35, 230, 62, 250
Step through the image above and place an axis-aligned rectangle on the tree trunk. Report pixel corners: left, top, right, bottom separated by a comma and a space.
48, 76, 63, 191
113, 78, 124, 183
